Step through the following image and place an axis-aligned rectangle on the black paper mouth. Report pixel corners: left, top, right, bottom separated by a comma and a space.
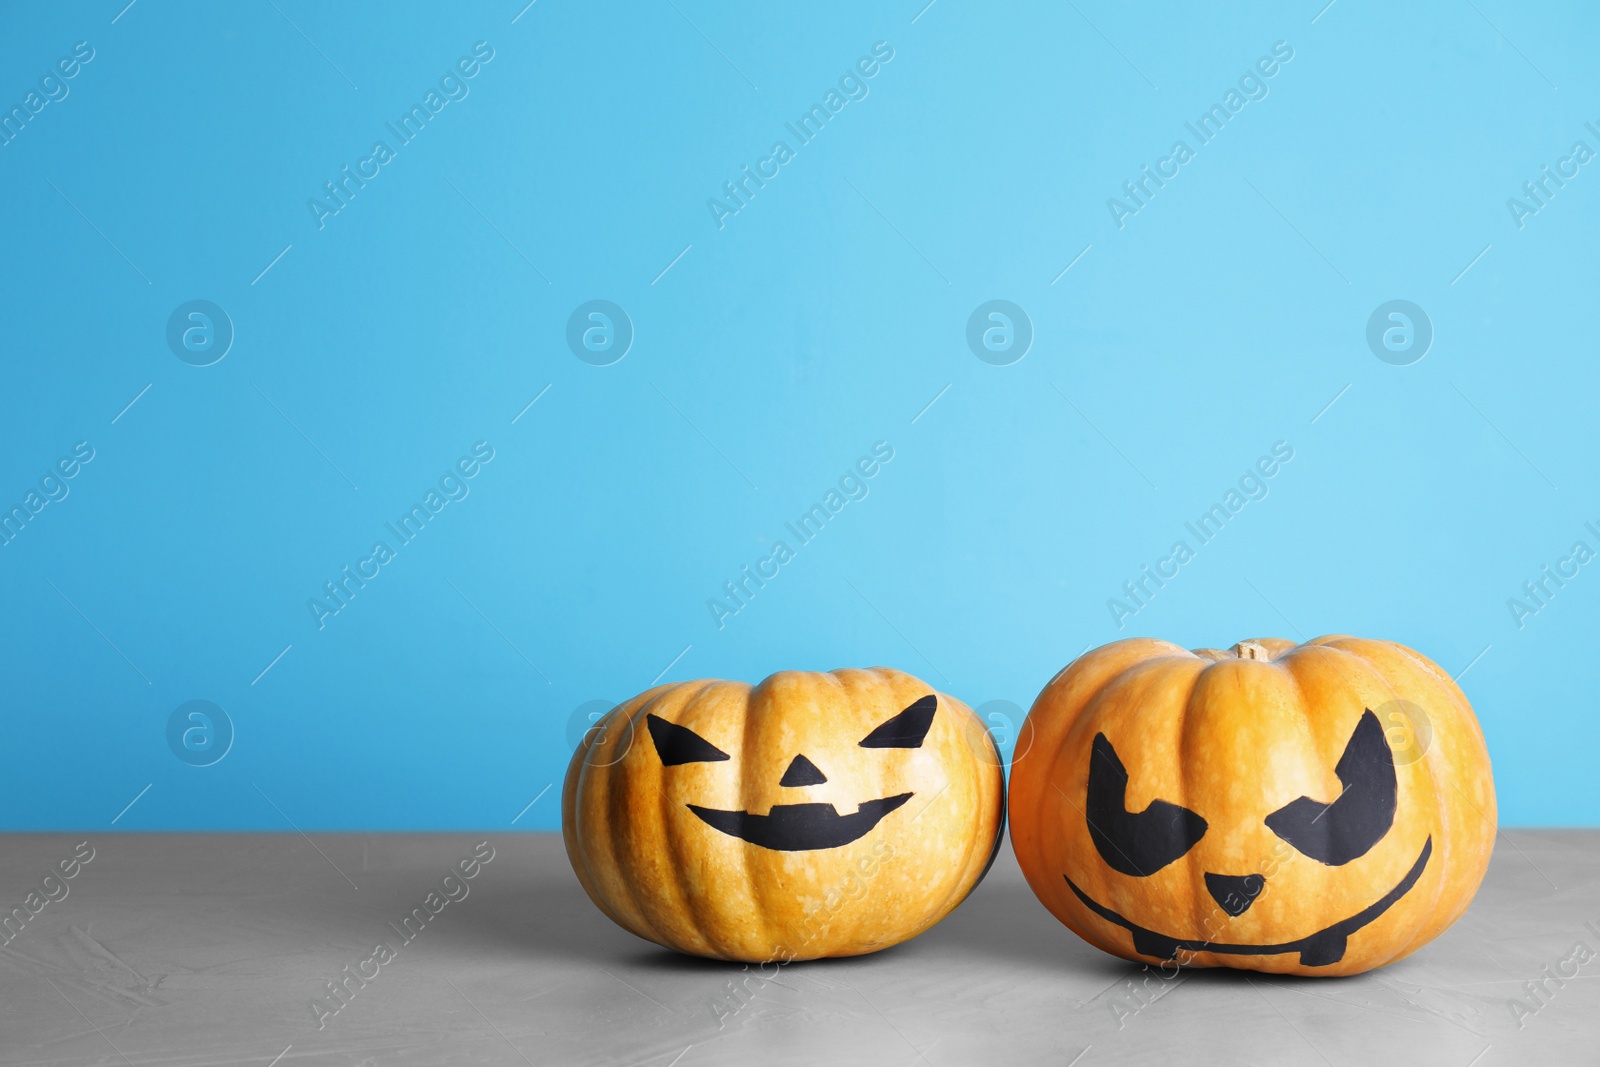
1064, 836, 1432, 967
688, 793, 913, 851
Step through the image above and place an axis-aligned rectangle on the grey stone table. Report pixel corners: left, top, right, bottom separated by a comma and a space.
1, 831, 1594, 1066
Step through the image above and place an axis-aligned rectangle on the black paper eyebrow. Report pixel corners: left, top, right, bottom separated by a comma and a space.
1265, 709, 1397, 866
859, 696, 937, 748
646, 714, 731, 766
1085, 732, 1207, 876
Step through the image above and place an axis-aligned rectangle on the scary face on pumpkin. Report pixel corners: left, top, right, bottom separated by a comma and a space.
563, 668, 1006, 962
1009, 636, 1497, 977
645, 694, 937, 851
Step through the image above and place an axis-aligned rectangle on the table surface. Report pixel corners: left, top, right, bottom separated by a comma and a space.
1, 830, 1594, 1066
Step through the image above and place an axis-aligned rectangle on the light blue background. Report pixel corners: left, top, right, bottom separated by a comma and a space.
1, 0, 1594, 830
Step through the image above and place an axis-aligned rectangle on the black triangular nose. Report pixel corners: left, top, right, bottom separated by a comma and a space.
778, 754, 827, 787
1205, 872, 1265, 917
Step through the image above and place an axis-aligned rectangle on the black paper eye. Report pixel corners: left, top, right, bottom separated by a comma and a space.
859, 695, 936, 748
1265, 709, 1397, 866
1086, 733, 1207, 876
646, 714, 731, 766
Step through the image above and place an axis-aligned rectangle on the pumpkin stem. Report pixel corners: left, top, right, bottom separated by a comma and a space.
1233, 641, 1271, 660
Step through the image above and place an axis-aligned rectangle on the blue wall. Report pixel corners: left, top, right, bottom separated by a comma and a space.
1, 1, 1594, 830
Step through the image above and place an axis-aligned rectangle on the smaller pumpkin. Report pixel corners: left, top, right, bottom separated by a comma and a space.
1009, 636, 1496, 976
563, 668, 1006, 962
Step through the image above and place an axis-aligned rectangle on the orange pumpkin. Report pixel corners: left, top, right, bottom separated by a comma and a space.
1009, 636, 1496, 976
563, 668, 1005, 962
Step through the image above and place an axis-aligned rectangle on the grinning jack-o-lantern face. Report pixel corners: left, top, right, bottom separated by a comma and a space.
1009, 637, 1496, 977
1069, 709, 1428, 967
564, 668, 1006, 962
646, 695, 935, 851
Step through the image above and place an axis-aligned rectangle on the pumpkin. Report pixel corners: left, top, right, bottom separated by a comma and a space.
1009, 636, 1496, 977
563, 668, 1006, 962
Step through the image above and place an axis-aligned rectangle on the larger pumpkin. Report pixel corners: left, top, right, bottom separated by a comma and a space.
563, 668, 1005, 962
1009, 636, 1496, 976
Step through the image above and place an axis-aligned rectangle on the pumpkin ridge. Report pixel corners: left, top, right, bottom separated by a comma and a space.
599, 698, 655, 945
1186, 648, 1310, 959
1284, 643, 1423, 969
1013, 641, 1184, 951
1176, 657, 1210, 953
617, 692, 671, 949
639, 682, 726, 955
651, 689, 703, 955
563, 736, 633, 939
1305, 639, 1491, 947
1356, 640, 1493, 965
907, 690, 1001, 943
1385, 649, 1449, 970
1081, 654, 1207, 944
1369, 648, 1450, 968
968, 721, 1009, 891
851, 671, 947, 953
712, 678, 763, 959
795, 670, 862, 955
576, 699, 655, 944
